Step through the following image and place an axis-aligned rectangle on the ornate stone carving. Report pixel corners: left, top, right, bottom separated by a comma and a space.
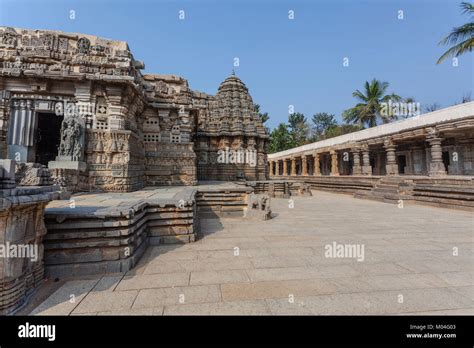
76, 37, 91, 54
0, 27, 18, 48
58, 115, 85, 161
15, 162, 53, 186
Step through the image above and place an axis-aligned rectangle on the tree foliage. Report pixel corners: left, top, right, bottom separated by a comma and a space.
254, 104, 269, 124
343, 79, 401, 128
437, 2, 474, 64
288, 112, 310, 147
269, 123, 293, 153
311, 112, 338, 141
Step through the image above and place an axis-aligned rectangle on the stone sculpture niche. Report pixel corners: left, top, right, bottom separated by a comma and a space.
246, 193, 272, 221
48, 114, 86, 172
58, 115, 84, 162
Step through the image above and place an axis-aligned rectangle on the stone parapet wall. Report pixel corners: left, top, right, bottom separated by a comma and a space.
196, 187, 252, 217
145, 142, 197, 186
271, 176, 378, 195
410, 177, 474, 211
0, 159, 60, 314
268, 176, 474, 211
43, 189, 197, 277
42, 186, 257, 277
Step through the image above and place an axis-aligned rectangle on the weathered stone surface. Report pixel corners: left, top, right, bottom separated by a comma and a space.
0, 27, 269, 192
0, 160, 60, 315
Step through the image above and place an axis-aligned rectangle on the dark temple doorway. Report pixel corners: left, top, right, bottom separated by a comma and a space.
398, 155, 406, 174
35, 113, 63, 166
442, 151, 450, 173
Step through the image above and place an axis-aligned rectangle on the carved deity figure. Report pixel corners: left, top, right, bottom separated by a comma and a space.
59, 115, 83, 161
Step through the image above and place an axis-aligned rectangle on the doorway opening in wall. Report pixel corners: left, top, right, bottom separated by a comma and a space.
442, 151, 450, 173
35, 113, 63, 166
398, 155, 406, 174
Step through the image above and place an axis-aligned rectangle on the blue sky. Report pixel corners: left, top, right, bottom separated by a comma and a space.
1, 0, 472, 130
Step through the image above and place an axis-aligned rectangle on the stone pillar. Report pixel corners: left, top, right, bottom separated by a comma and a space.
0, 89, 10, 158
313, 153, 321, 176
384, 139, 398, 175
361, 145, 372, 175
351, 149, 362, 175
283, 159, 288, 176
268, 161, 273, 176
7, 99, 37, 162
330, 150, 339, 176
106, 85, 126, 130
275, 160, 280, 176
291, 157, 297, 176
427, 136, 447, 176
302, 155, 308, 176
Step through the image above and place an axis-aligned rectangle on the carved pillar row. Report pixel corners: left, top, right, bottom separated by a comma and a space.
302, 155, 308, 176
427, 136, 447, 176
352, 149, 361, 175
384, 139, 398, 175
330, 150, 339, 176
290, 157, 297, 176
313, 153, 321, 176
361, 145, 372, 176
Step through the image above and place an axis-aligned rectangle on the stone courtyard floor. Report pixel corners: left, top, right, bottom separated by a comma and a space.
29, 191, 473, 315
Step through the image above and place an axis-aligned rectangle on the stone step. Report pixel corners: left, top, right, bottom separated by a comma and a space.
373, 187, 400, 194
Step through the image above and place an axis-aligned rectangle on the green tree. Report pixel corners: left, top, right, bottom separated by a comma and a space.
288, 112, 309, 146
311, 112, 338, 141
269, 123, 293, 153
343, 79, 401, 127
254, 104, 269, 124
324, 124, 364, 139
437, 2, 474, 64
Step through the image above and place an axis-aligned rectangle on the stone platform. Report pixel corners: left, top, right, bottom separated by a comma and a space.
28, 191, 473, 315
271, 175, 474, 211
43, 183, 252, 278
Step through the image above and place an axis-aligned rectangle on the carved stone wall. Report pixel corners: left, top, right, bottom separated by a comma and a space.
0, 159, 60, 315
196, 74, 269, 181
0, 27, 269, 191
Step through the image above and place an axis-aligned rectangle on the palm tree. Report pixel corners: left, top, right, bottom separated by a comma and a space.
437, 2, 474, 64
343, 79, 401, 128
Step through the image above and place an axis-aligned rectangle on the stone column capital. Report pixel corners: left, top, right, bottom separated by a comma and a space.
426, 136, 443, 144
351, 147, 360, 154
383, 137, 396, 149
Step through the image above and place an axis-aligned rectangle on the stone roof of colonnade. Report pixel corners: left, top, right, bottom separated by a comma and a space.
268, 102, 474, 159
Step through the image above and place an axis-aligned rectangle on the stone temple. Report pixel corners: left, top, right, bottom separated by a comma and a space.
0, 27, 269, 193
0, 26, 473, 315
